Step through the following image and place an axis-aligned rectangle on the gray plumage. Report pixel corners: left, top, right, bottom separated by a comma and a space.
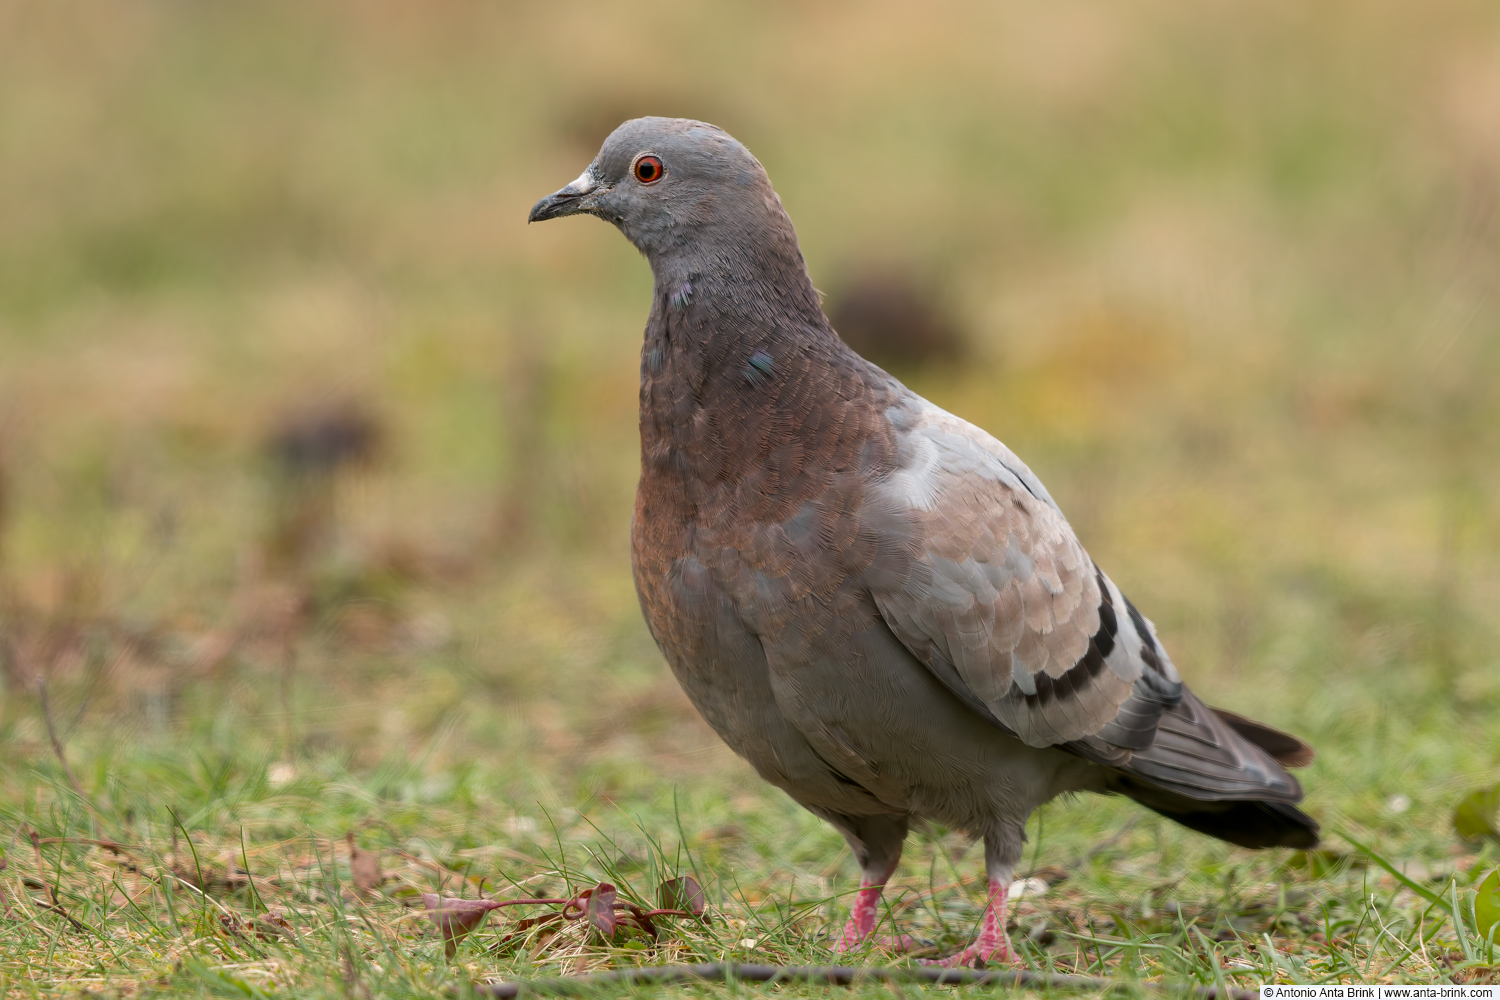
530, 117, 1316, 964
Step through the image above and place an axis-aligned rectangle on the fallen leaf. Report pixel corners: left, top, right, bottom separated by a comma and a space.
347, 833, 383, 899
165, 851, 247, 896
421, 893, 502, 957
219, 908, 294, 943
585, 882, 618, 938
1008, 877, 1049, 900
658, 876, 706, 919
254, 909, 293, 940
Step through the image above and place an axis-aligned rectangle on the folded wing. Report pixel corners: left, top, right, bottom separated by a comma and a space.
866, 398, 1185, 755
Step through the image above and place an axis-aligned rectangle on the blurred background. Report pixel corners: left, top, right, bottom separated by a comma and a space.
1, 0, 1498, 831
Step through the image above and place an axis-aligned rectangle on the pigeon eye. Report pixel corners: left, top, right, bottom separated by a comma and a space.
633, 154, 664, 184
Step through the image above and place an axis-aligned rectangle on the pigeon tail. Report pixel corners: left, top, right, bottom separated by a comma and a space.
1210, 707, 1316, 768
1099, 690, 1319, 849
1113, 784, 1319, 849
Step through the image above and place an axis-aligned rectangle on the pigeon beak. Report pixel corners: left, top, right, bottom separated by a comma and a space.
528, 167, 603, 223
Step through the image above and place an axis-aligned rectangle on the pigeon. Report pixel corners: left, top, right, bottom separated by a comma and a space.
529, 117, 1317, 967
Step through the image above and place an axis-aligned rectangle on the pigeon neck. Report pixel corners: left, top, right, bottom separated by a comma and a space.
646, 242, 827, 333
637, 250, 885, 491
643, 248, 840, 385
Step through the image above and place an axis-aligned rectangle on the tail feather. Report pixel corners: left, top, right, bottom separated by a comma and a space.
1101, 690, 1319, 849
1211, 707, 1315, 768
1111, 776, 1320, 849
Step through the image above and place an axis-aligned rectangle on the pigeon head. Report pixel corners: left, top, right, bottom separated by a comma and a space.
529, 117, 801, 273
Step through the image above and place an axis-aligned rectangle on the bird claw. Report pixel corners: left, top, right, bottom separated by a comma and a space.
917, 876, 1019, 968
918, 942, 1021, 968
834, 933, 923, 955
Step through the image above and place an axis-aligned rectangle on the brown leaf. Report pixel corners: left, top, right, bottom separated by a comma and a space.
163, 845, 249, 896
219, 908, 290, 945
219, 914, 248, 941
585, 882, 618, 938
347, 833, 383, 899
658, 876, 706, 918
254, 908, 293, 940
1457, 966, 1500, 986
421, 893, 502, 957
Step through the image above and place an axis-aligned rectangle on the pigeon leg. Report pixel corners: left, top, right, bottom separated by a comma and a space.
923, 876, 1017, 967
829, 814, 914, 953
924, 831, 1021, 968
833, 854, 922, 953
833, 874, 890, 951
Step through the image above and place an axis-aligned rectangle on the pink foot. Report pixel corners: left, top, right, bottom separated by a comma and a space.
920, 877, 1020, 968
862, 933, 923, 954
926, 940, 1021, 968
832, 881, 883, 953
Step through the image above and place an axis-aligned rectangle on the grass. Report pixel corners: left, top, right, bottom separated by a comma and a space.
3, 0, 1500, 994
6, 744, 1500, 997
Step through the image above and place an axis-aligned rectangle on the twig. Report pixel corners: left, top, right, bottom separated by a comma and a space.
472, 962, 1257, 999
25, 827, 88, 934
32, 896, 89, 933
34, 674, 107, 827
36, 677, 83, 796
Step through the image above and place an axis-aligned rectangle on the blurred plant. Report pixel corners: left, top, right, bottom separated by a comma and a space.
827, 266, 968, 373
0, 417, 13, 694
348, 832, 385, 900
1455, 786, 1500, 847
1476, 870, 1500, 946
492, 331, 553, 555
1285, 849, 1365, 880
0, 412, 11, 577
263, 403, 384, 578
186, 402, 387, 752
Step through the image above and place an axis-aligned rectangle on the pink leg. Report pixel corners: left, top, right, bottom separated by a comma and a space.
829, 817, 914, 955
832, 879, 885, 952
923, 877, 1019, 968
831, 878, 920, 954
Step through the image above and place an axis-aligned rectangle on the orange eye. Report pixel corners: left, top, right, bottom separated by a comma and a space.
633, 154, 664, 184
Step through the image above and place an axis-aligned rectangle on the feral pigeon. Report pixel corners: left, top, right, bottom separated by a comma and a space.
529, 118, 1316, 967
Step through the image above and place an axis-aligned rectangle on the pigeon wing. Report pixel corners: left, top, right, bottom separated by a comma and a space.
866, 398, 1183, 751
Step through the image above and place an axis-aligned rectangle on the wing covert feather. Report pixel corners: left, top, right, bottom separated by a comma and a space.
866, 398, 1183, 749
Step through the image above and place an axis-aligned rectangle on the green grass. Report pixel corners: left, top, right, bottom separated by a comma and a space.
3, 0, 1500, 994
5, 739, 1500, 997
